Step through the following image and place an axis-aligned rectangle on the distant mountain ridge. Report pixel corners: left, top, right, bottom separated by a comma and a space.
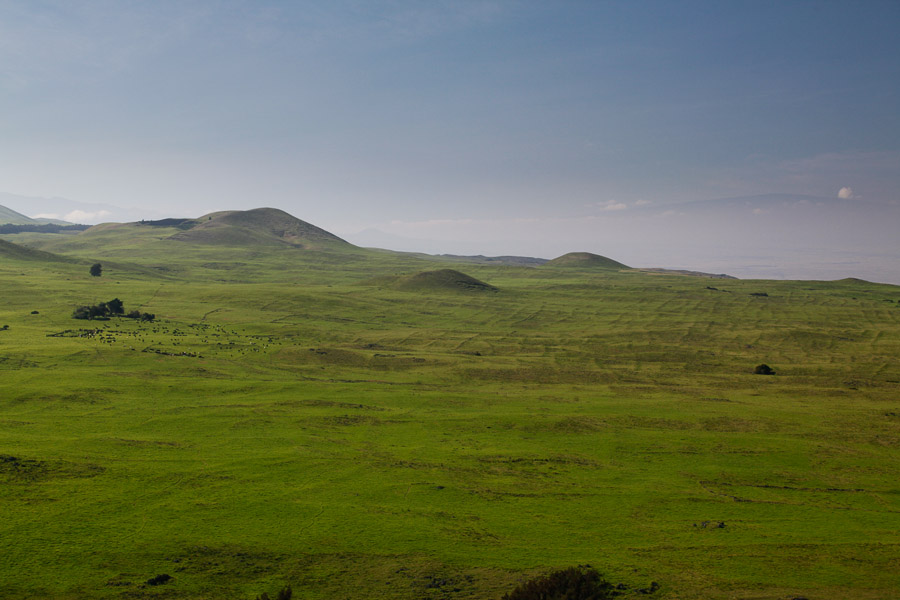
0, 191, 179, 225
0, 204, 34, 224
70, 207, 353, 251
634, 193, 900, 213
0, 203, 71, 226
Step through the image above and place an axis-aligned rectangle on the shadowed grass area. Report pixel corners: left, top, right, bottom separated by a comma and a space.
1, 228, 899, 599
366, 269, 498, 293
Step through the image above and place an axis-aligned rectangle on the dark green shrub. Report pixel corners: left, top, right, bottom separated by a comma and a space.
107, 298, 124, 315
72, 306, 93, 320
125, 309, 155, 322
73, 299, 154, 322
146, 573, 171, 586
256, 585, 292, 600
502, 566, 614, 600
90, 263, 102, 277
754, 363, 776, 375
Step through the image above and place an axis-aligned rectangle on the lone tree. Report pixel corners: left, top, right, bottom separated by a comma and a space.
754, 363, 776, 375
106, 298, 124, 315
89, 263, 102, 277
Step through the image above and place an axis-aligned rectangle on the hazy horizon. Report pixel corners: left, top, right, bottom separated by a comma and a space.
1, 2, 898, 283
3, 190, 899, 285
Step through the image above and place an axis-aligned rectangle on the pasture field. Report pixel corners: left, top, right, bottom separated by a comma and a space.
1, 226, 900, 599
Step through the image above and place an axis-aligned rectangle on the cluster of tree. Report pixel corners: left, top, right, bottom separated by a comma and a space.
0, 223, 90, 234
72, 298, 155, 322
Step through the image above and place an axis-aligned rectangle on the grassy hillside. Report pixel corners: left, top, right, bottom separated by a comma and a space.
1, 216, 899, 599
545, 252, 629, 270
169, 207, 350, 248
0, 238, 78, 263
0, 203, 38, 225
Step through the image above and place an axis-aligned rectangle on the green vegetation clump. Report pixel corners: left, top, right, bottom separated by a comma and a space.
754, 363, 776, 375
72, 298, 154, 321
501, 566, 616, 600
146, 573, 172, 586
256, 585, 292, 600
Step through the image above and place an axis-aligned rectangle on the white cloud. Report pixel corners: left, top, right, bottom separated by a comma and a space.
838, 186, 855, 199
634, 199, 652, 206
64, 209, 111, 223
702, 151, 898, 201
592, 200, 628, 211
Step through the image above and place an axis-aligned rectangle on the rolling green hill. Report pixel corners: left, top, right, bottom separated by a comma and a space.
0, 238, 76, 262
1, 208, 899, 600
0, 202, 73, 226
169, 207, 351, 248
0, 203, 38, 225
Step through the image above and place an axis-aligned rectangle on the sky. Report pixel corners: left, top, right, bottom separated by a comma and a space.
1, 1, 899, 279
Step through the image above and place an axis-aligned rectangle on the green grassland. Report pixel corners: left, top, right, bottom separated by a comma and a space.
1, 213, 899, 599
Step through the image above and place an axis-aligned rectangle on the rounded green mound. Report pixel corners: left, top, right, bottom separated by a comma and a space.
390, 269, 498, 293
545, 252, 628, 270
170, 208, 350, 248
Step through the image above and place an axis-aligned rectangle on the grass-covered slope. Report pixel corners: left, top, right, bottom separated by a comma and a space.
0, 203, 38, 225
0, 238, 76, 263
24, 207, 354, 258
545, 251, 629, 269
1, 232, 899, 599
170, 207, 350, 248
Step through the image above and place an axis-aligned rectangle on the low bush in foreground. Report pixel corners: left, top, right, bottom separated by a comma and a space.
501, 566, 616, 600
256, 585, 292, 600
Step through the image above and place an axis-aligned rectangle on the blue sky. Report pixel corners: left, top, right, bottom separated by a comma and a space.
1, 1, 899, 274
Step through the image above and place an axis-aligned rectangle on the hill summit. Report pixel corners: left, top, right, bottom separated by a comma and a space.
164, 208, 349, 249
0, 203, 70, 226
545, 252, 628, 270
